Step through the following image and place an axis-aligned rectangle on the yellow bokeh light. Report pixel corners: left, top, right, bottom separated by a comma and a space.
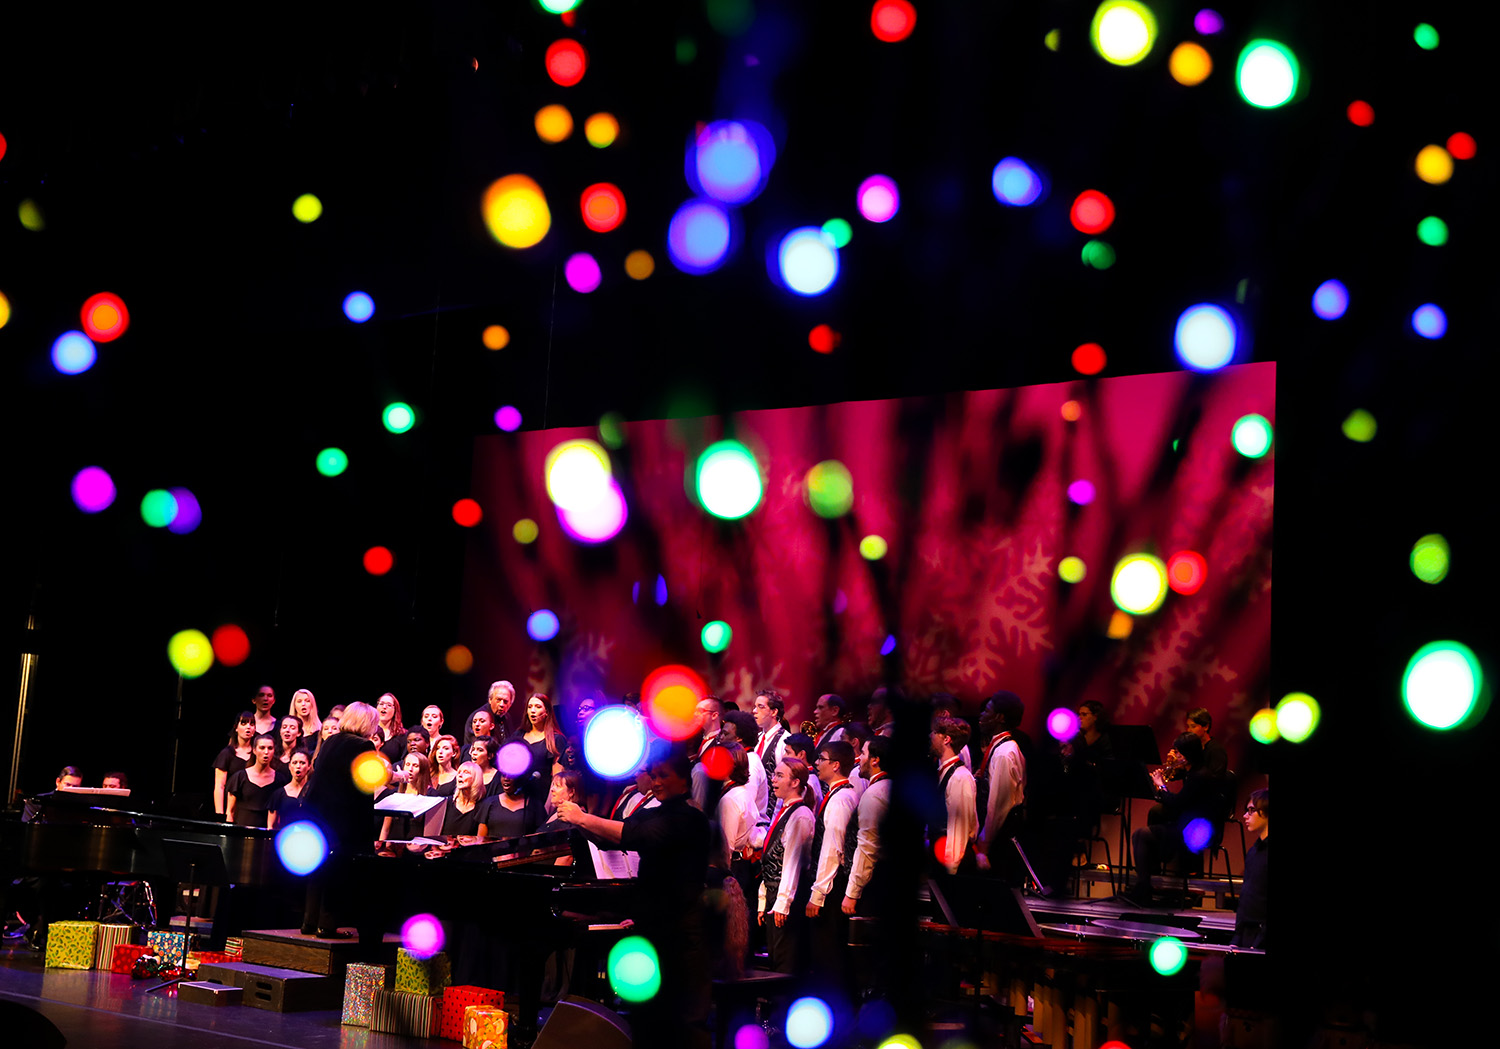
1045, 29, 1061, 52
351, 751, 391, 795
1169, 41, 1212, 85
482, 174, 551, 249
291, 193, 323, 223
0, 290, 10, 330
1106, 610, 1133, 639
19, 199, 45, 231
513, 518, 539, 544
1415, 145, 1454, 185
544, 438, 613, 511
1060, 399, 1082, 421
483, 324, 510, 350
859, 535, 889, 560
445, 644, 474, 674
625, 250, 656, 280
535, 104, 574, 144
1058, 556, 1087, 583
584, 112, 620, 148
1091, 1, 1158, 67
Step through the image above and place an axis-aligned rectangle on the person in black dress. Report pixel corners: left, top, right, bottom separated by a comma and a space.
275, 716, 304, 773
301, 701, 379, 939
268, 750, 312, 830
213, 712, 256, 818
519, 693, 563, 805
375, 753, 434, 854
477, 773, 536, 846
225, 735, 287, 827
428, 762, 485, 845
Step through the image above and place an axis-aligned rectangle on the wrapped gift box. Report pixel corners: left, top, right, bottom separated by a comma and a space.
341, 962, 392, 1027
440, 986, 504, 1041
369, 988, 440, 1038
224, 936, 243, 958
93, 924, 134, 970
147, 930, 189, 967
185, 950, 231, 970
394, 948, 452, 996
111, 943, 154, 974
462, 1005, 508, 1049
45, 921, 100, 969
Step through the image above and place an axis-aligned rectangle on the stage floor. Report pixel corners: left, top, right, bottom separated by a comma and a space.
0, 946, 433, 1049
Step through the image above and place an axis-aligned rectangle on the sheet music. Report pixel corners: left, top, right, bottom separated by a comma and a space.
374, 793, 445, 817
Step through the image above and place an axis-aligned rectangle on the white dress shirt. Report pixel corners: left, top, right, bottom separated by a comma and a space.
982, 736, 1025, 845
757, 804, 815, 917
846, 774, 891, 901
590, 791, 658, 878
746, 749, 769, 818
808, 781, 859, 907
849, 765, 867, 801
939, 758, 978, 874
717, 782, 760, 855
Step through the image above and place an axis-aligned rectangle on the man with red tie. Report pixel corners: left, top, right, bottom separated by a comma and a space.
689, 696, 724, 812
805, 740, 859, 985
812, 693, 851, 750
752, 690, 791, 816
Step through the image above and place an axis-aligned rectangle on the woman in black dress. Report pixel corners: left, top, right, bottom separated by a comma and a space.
376, 753, 434, 853
463, 707, 497, 756
225, 736, 286, 827
430, 734, 460, 791
290, 689, 323, 748
376, 693, 406, 764
300, 701, 379, 939
521, 694, 563, 804
427, 762, 485, 848
268, 750, 312, 830
213, 712, 256, 817
275, 716, 303, 773
478, 773, 536, 846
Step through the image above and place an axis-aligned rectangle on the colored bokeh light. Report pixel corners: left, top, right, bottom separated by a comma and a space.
625, 250, 656, 279
805, 460, 854, 518
608, 936, 661, 1002
545, 438, 612, 512
1169, 42, 1212, 86
1416, 217, 1448, 246
1404, 641, 1484, 731
1236, 40, 1299, 108
1231, 414, 1273, 458
557, 477, 629, 543
528, 609, 561, 642
513, 518, 539, 544
211, 624, 251, 666
1048, 708, 1080, 741
736, 1024, 772, 1049
1274, 692, 1320, 743
51, 331, 97, 375
452, 498, 483, 527
870, 1, 916, 43
701, 744, 734, 780
351, 751, 390, 794
535, 104, 574, 143
1067, 480, 1096, 505
702, 620, 733, 654
643, 664, 708, 740
539, 0, 582, 12
1166, 550, 1207, 594
580, 183, 626, 233
857, 175, 900, 223
1411, 304, 1446, 339
786, 997, 835, 1049
364, 546, 394, 575
706, 0, 755, 36
696, 440, 763, 519
598, 412, 627, 450
141, 489, 179, 528
1346, 100, 1374, 127
483, 324, 511, 349
1091, 1, 1158, 67
668, 199, 733, 274
71, 467, 116, 513
316, 448, 348, 477
860, 535, 889, 560
809, 325, 841, 353
1149, 936, 1188, 976
275, 820, 328, 875
1193, 9, 1223, 34
401, 914, 445, 960
585, 112, 620, 148
876, 1038, 921, 1049
565, 252, 603, 293
81, 292, 129, 342
167, 629, 215, 678
497, 741, 532, 777
777, 228, 840, 296
0, 291, 9, 329
167, 487, 202, 535
1414, 23, 1439, 49
444, 644, 473, 674
342, 292, 374, 323
1415, 145, 1453, 185
1060, 400, 1082, 422
1183, 817, 1213, 852
1081, 240, 1116, 269
992, 158, 1044, 206
292, 193, 323, 223
1174, 304, 1237, 371
692, 120, 773, 205
1248, 708, 1280, 744
19, 199, 45, 230
1447, 133, 1476, 160
1342, 409, 1376, 442
1311, 279, 1349, 320
383, 402, 415, 433
1044, 29, 1060, 51
1072, 342, 1106, 375
1107, 610, 1133, 639
1058, 556, 1086, 583
1111, 553, 1168, 615
880, 634, 897, 657
1070, 190, 1115, 234
585, 707, 647, 779
495, 405, 522, 432
482, 174, 552, 249
545, 39, 587, 86
821, 218, 852, 248
1410, 533, 1450, 584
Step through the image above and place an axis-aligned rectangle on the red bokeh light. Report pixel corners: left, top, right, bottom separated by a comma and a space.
1346, 100, 1374, 127
452, 498, 483, 527
364, 546, 395, 576
580, 183, 627, 233
931, 835, 950, 866
1070, 190, 1115, 235
0, 132, 7, 162
642, 664, 708, 741
1447, 132, 1476, 160
871, 1, 917, 43
212, 624, 251, 667
1167, 550, 1207, 595
80, 292, 130, 342
1072, 342, 1106, 375
701, 744, 734, 781
545, 39, 588, 87
809, 324, 841, 353
561, 10, 577, 27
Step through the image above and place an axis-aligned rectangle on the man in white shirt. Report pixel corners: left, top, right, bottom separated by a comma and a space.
589, 762, 660, 878
976, 691, 1026, 879
751, 691, 790, 815
689, 697, 725, 812
931, 716, 978, 874
812, 694, 851, 750
840, 737, 891, 916
721, 710, 768, 820
806, 740, 859, 982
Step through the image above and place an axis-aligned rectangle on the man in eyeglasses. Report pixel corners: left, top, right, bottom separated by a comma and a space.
252, 686, 278, 737
1232, 789, 1268, 949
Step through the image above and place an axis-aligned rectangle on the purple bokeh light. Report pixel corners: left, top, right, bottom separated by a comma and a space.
734, 1023, 771, 1049
71, 466, 116, 513
1047, 707, 1080, 741
400, 913, 444, 959
556, 477, 628, 543
494, 405, 522, 432
856, 174, 900, 223
1193, 9, 1224, 34
497, 741, 532, 777
1067, 479, 1096, 505
564, 252, 602, 293
167, 487, 202, 534
1183, 817, 1213, 852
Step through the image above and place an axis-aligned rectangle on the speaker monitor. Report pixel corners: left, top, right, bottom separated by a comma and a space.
533, 995, 633, 1049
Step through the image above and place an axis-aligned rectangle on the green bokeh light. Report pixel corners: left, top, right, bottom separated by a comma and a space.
1274, 692, 1320, 743
1045, 29, 1061, 52
599, 411, 627, 449
805, 460, 854, 518
1231, 414, 1273, 458
821, 218, 852, 249
539, 0, 583, 13
168, 628, 215, 678
859, 535, 889, 561
1410, 533, 1450, 584
1081, 239, 1116, 269
1414, 23, 1439, 49
1236, 40, 1299, 109
675, 37, 697, 64
1248, 708, 1280, 744
291, 193, 323, 223
705, 0, 754, 37
1404, 641, 1484, 730
695, 440, 763, 520
607, 935, 661, 1002
383, 402, 415, 434
1149, 936, 1188, 976
1058, 556, 1087, 584
316, 448, 348, 477
1341, 409, 1376, 443
1416, 216, 1448, 246
701, 620, 732, 653
141, 489, 180, 528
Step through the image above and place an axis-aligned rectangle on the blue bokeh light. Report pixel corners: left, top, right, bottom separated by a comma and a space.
1311, 279, 1349, 320
655, 574, 669, 606
991, 157, 1044, 206
690, 120, 774, 205
776, 227, 840, 296
343, 291, 375, 323
275, 820, 328, 876
1174, 304, 1237, 372
527, 609, 560, 642
880, 634, 897, 656
1411, 303, 1447, 339
1183, 817, 1213, 852
786, 997, 835, 1049
667, 200, 733, 275
51, 331, 97, 375
584, 707, 648, 779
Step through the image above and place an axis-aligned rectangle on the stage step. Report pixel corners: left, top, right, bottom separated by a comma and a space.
238, 928, 400, 977
196, 960, 342, 1012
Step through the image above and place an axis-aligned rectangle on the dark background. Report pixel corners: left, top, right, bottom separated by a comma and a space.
4, 0, 1495, 1035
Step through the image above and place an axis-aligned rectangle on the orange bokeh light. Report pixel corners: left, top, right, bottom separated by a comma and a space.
580, 183, 627, 233
1061, 400, 1082, 421
643, 664, 708, 740
1167, 550, 1207, 594
81, 292, 130, 342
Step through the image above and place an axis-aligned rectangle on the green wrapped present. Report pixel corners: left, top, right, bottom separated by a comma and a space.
393, 947, 451, 995
45, 921, 100, 969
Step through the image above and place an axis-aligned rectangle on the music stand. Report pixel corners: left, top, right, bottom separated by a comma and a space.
1100, 726, 1165, 879
158, 838, 229, 941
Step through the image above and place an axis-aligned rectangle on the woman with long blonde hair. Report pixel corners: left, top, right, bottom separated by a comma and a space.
290, 688, 322, 742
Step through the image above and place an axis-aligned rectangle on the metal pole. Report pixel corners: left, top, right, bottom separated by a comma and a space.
8, 613, 40, 808
170, 673, 183, 795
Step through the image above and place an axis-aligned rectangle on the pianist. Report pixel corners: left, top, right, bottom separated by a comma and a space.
101, 771, 128, 791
